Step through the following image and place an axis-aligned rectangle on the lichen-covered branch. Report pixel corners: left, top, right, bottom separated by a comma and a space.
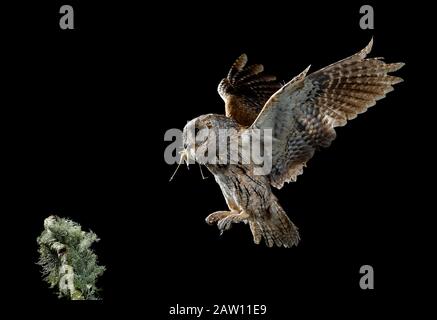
37, 215, 105, 300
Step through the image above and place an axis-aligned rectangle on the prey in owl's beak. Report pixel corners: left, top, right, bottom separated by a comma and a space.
179, 148, 189, 166
169, 148, 207, 181
169, 149, 189, 182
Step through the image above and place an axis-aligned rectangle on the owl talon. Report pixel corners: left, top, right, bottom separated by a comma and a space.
217, 212, 249, 234
205, 211, 234, 225
217, 217, 234, 233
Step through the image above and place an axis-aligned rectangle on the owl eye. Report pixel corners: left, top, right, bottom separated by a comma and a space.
194, 127, 200, 136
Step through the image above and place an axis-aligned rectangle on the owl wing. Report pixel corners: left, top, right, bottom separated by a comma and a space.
218, 54, 282, 126
250, 39, 405, 189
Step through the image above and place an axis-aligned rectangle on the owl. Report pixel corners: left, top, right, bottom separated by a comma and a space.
177, 39, 404, 248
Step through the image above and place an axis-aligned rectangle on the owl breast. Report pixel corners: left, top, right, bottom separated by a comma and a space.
208, 164, 271, 215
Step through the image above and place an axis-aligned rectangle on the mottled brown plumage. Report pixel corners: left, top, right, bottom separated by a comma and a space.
180, 39, 404, 247
218, 53, 282, 126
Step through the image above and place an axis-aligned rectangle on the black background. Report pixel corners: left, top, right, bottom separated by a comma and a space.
3, 0, 430, 317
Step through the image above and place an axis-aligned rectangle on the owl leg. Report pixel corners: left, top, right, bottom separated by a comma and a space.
205, 211, 236, 225
217, 211, 250, 235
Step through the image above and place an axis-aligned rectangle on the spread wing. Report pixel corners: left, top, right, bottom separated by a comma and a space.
251, 39, 405, 189
218, 54, 282, 126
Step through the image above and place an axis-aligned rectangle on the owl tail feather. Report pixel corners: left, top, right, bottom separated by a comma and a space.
251, 201, 300, 248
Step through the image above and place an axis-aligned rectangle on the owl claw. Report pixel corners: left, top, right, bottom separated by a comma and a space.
216, 212, 250, 234
206, 211, 249, 234
205, 211, 234, 225
217, 217, 234, 233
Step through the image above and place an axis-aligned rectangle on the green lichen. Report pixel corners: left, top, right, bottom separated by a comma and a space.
37, 215, 105, 300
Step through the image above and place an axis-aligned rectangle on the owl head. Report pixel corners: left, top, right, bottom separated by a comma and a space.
169, 114, 241, 181
180, 114, 240, 166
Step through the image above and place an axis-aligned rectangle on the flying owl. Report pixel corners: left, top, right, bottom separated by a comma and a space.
177, 39, 404, 248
